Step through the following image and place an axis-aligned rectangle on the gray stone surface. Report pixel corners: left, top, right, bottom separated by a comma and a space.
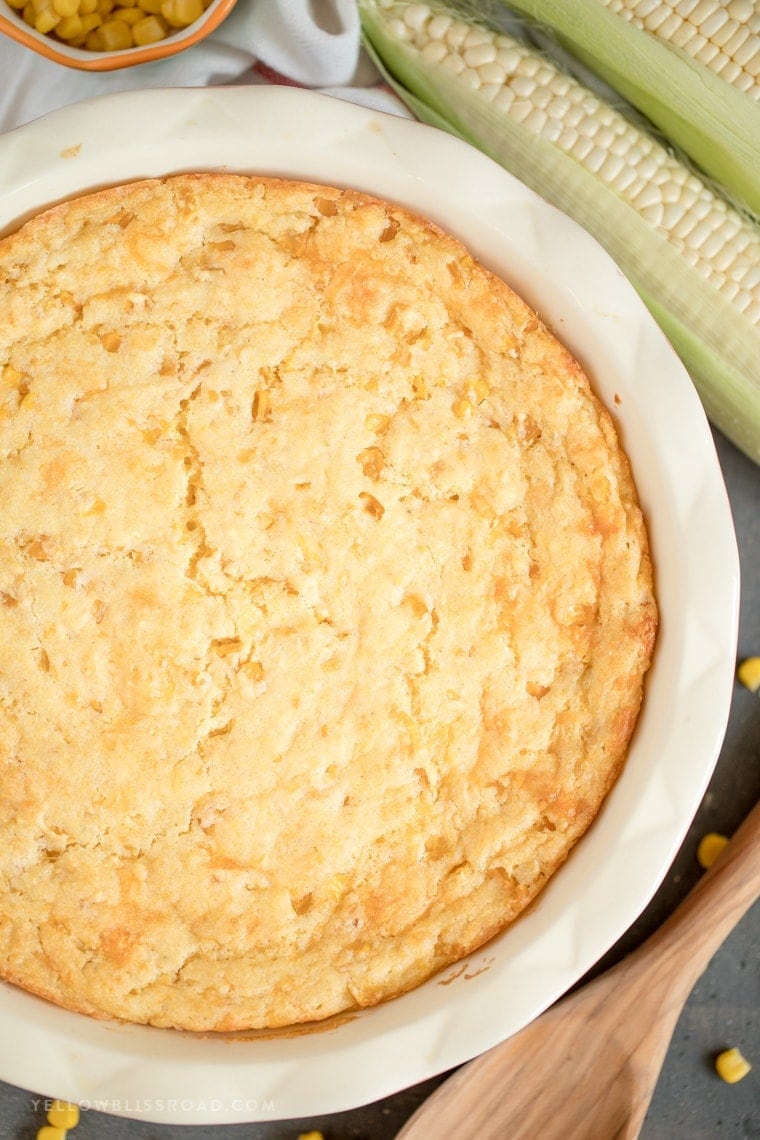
1, 428, 757, 1140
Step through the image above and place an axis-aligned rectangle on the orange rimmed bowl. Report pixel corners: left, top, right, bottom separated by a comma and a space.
0, 0, 237, 69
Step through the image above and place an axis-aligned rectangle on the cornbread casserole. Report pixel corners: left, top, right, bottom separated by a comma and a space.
0, 174, 656, 1030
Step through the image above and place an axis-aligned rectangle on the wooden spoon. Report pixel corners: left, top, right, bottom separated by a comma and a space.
397, 799, 760, 1140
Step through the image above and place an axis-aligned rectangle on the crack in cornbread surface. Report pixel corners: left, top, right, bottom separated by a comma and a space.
0, 174, 656, 1030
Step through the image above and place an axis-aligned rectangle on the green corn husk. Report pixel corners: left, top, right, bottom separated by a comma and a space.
359, 0, 760, 464
496, 0, 760, 219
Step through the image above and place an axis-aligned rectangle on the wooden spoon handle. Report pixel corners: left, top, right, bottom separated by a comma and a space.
625, 798, 760, 998
394, 799, 759, 1140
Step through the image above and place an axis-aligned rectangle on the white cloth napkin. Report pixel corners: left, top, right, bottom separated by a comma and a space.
0, 0, 408, 133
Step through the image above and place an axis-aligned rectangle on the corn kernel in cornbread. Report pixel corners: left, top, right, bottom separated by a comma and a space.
0, 174, 657, 1031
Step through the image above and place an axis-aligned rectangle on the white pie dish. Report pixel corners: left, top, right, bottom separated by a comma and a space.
0, 85, 739, 1126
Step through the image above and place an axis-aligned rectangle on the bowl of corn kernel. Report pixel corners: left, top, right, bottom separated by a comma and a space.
0, 0, 236, 68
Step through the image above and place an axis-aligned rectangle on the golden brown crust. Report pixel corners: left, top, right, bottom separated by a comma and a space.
0, 174, 656, 1030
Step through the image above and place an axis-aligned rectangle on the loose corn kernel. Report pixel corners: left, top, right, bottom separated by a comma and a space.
22, 3, 35, 24
79, 10, 101, 30
696, 831, 729, 869
36, 1128, 67, 1140
47, 1101, 80, 1129
737, 656, 760, 692
4, 0, 26, 9
715, 1047, 752, 1083
79, 0, 98, 12
51, 0, 78, 14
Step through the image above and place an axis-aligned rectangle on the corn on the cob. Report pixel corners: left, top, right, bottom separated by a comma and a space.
605, 0, 759, 96
492, 0, 760, 217
360, 0, 760, 463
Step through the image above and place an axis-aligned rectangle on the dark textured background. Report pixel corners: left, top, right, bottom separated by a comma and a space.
2, 428, 758, 1140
